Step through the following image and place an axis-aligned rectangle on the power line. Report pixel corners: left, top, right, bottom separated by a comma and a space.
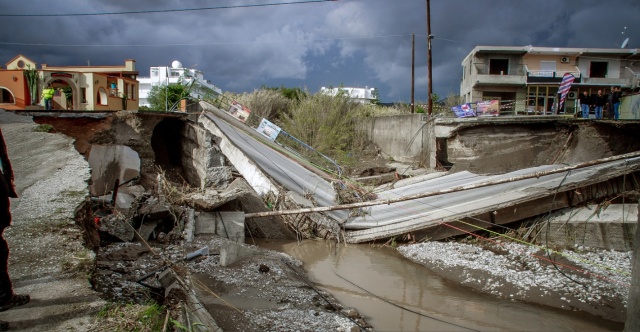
0, 34, 409, 48
0, 0, 339, 17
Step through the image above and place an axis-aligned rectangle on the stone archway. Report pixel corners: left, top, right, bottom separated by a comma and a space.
43, 74, 79, 110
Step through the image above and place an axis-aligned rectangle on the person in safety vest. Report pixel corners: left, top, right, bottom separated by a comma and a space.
41, 84, 56, 111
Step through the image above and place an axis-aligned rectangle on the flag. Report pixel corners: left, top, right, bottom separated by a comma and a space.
558, 73, 575, 110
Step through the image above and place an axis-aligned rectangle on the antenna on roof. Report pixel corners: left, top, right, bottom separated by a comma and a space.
621, 38, 629, 49
620, 26, 629, 48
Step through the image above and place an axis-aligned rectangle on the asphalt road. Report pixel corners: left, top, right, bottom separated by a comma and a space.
201, 103, 349, 223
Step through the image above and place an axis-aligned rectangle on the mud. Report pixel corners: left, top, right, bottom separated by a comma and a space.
259, 239, 625, 332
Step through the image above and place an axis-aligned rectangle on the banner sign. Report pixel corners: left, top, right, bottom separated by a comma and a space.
451, 103, 476, 117
476, 100, 500, 116
558, 73, 576, 110
228, 101, 251, 123
256, 118, 282, 141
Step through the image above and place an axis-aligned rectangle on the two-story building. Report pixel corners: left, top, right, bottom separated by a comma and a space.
460, 46, 640, 116
0, 54, 139, 111
137, 60, 222, 109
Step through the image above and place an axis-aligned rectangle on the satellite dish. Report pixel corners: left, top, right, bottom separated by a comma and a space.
621, 37, 629, 49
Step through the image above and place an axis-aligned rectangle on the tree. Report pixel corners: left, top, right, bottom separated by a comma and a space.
146, 83, 191, 111
24, 66, 39, 105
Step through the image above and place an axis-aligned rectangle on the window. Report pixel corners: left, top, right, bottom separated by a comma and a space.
151, 68, 158, 77
590, 62, 608, 78
0, 88, 15, 104
171, 71, 180, 77
489, 59, 509, 75
16, 60, 25, 69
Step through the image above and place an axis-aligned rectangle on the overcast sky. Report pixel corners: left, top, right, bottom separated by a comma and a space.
1, 0, 639, 103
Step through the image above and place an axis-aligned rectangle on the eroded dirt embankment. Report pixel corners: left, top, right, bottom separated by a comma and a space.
443, 121, 640, 174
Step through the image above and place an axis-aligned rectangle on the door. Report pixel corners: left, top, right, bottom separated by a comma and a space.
540, 61, 556, 77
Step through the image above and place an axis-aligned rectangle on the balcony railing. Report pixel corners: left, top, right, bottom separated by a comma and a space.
526, 71, 582, 83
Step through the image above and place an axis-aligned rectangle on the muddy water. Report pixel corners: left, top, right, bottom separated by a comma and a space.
257, 239, 623, 332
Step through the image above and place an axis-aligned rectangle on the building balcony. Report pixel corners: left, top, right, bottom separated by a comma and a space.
580, 77, 631, 87
474, 74, 527, 86
526, 71, 582, 84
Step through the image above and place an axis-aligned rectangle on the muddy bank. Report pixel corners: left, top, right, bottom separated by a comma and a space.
398, 241, 630, 324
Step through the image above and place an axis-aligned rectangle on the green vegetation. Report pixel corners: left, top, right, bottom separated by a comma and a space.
24, 66, 39, 105
220, 87, 462, 170
34, 124, 53, 132
146, 81, 192, 111
96, 302, 166, 332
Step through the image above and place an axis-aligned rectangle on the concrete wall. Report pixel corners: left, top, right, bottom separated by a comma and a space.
357, 113, 427, 164
180, 122, 231, 189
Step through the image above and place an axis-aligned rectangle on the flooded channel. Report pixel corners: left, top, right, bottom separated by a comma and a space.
257, 239, 623, 332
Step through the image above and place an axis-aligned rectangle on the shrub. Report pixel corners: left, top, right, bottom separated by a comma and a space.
34, 124, 53, 132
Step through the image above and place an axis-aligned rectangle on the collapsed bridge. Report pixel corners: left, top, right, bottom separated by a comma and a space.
21, 105, 640, 245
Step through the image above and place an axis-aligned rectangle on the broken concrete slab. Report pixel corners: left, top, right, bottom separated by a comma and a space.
187, 187, 243, 211
119, 184, 146, 198
138, 196, 173, 221
99, 213, 135, 242
540, 204, 638, 251
205, 166, 234, 188
137, 220, 158, 241
88, 144, 140, 196
220, 242, 256, 266
115, 192, 135, 210
227, 178, 296, 240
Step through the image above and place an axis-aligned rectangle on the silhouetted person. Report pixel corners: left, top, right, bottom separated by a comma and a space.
578, 91, 591, 118
612, 86, 622, 120
0, 128, 30, 331
593, 90, 607, 120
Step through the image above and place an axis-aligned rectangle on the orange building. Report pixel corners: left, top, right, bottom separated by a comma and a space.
0, 54, 139, 111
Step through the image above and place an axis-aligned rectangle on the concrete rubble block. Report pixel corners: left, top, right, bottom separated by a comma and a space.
183, 208, 196, 243
215, 211, 245, 243
115, 192, 135, 210
138, 196, 173, 221
98, 213, 134, 242
88, 144, 141, 196
195, 211, 245, 243
195, 212, 217, 235
219, 241, 256, 267
119, 185, 146, 198
227, 178, 296, 239
187, 187, 243, 211
137, 220, 158, 241
205, 166, 234, 188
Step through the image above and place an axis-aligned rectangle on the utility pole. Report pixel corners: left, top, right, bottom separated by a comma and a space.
426, 0, 433, 115
411, 33, 415, 114
624, 202, 640, 331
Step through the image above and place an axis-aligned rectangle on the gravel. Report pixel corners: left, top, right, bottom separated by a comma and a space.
398, 240, 632, 322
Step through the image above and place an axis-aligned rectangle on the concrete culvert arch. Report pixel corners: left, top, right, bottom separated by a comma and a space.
151, 117, 185, 169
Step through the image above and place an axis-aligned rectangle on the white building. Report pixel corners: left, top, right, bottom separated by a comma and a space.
319, 86, 378, 103
137, 60, 222, 108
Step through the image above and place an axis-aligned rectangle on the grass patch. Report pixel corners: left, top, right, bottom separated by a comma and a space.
34, 124, 54, 133
96, 302, 166, 332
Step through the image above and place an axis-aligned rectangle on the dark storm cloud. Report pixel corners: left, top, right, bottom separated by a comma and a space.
1, 0, 639, 102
